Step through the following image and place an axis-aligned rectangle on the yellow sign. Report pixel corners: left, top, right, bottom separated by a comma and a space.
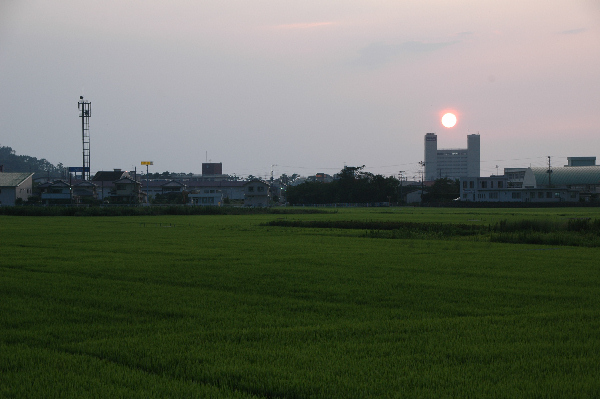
141, 161, 153, 165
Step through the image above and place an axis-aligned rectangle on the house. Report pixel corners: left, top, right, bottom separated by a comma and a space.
92, 169, 132, 200
39, 180, 72, 204
243, 179, 270, 207
73, 181, 98, 202
159, 180, 186, 196
0, 172, 34, 206
110, 177, 143, 204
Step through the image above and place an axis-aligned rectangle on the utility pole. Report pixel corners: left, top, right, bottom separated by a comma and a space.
398, 171, 405, 205
141, 161, 153, 204
419, 161, 425, 205
547, 156, 553, 187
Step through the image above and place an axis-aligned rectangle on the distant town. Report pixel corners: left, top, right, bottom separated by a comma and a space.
2, 129, 600, 208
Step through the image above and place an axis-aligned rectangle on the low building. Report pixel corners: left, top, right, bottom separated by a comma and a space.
73, 181, 98, 202
458, 165, 600, 202
0, 172, 34, 206
39, 180, 72, 204
187, 181, 246, 201
92, 169, 132, 200
110, 177, 144, 204
188, 191, 223, 206
244, 179, 270, 207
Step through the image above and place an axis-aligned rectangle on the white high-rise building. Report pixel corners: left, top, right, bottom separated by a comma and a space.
423, 133, 480, 181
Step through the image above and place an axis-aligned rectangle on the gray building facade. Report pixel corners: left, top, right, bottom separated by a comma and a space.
424, 133, 480, 181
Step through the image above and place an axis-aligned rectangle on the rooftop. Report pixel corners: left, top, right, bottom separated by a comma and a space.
0, 172, 33, 187
530, 166, 600, 186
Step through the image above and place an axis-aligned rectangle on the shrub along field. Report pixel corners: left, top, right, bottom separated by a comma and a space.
1, 208, 600, 398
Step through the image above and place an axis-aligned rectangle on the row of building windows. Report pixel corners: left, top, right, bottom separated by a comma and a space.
247, 186, 265, 193
463, 180, 505, 189
192, 196, 216, 204
472, 191, 576, 200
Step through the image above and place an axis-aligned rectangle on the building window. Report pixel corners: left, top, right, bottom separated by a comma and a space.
248, 186, 254, 192
570, 192, 577, 198
530, 192, 535, 199
489, 192, 498, 199
498, 181, 503, 188
463, 181, 467, 189
469, 181, 474, 189
546, 192, 552, 199
481, 181, 487, 188
538, 192, 544, 198
554, 192, 561, 198
512, 192, 521, 199
257, 186, 265, 192
490, 181, 494, 188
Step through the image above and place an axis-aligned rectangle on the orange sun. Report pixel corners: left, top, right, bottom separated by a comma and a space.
442, 113, 457, 128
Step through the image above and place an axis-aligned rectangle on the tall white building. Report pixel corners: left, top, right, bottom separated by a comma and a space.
423, 133, 480, 181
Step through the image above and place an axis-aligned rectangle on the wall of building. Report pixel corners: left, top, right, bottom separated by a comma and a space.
424, 133, 480, 181
424, 133, 438, 181
202, 163, 223, 175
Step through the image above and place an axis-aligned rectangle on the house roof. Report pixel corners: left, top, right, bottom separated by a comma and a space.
0, 172, 33, 187
50, 180, 71, 187
243, 179, 269, 187
162, 180, 185, 187
138, 180, 246, 189
114, 177, 139, 184
75, 181, 97, 187
530, 166, 600, 186
92, 170, 129, 182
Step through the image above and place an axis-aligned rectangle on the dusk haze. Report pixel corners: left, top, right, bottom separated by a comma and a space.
1, 0, 599, 180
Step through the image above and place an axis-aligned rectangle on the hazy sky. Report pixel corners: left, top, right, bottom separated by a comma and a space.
1, 1, 599, 179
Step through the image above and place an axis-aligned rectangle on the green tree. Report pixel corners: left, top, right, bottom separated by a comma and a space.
286, 166, 400, 205
421, 178, 460, 203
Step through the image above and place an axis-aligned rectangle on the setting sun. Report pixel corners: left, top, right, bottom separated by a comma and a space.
442, 113, 457, 128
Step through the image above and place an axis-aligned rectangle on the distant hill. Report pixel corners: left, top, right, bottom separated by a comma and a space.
0, 145, 67, 180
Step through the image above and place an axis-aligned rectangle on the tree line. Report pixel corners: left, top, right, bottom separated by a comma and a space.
285, 166, 459, 205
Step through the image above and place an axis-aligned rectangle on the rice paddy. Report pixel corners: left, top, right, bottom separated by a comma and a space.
1, 207, 599, 398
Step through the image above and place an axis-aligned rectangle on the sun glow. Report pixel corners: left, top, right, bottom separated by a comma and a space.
442, 113, 457, 128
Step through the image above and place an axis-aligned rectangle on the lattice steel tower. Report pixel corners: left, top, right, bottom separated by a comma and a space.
78, 96, 91, 180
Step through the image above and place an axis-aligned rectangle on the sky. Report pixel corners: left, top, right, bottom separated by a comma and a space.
1, 1, 599, 180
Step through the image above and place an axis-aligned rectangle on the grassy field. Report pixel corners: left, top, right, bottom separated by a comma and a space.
1, 207, 600, 398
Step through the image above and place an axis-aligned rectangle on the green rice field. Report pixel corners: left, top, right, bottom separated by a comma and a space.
1, 207, 600, 398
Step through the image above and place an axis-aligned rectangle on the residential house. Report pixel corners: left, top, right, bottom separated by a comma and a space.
110, 177, 143, 204
92, 169, 131, 200
39, 180, 72, 204
73, 181, 98, 202
0, 172, 34, 206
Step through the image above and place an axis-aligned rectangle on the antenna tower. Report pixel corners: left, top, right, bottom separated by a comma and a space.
78, 96, 91, 180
